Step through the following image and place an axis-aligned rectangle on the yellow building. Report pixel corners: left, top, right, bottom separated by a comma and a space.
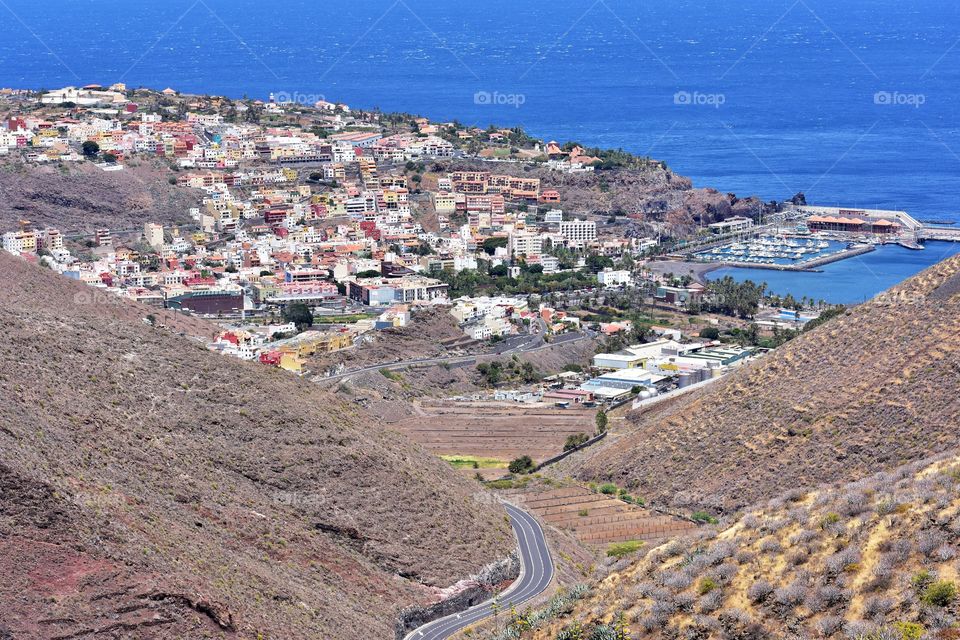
279, 352, 304, 374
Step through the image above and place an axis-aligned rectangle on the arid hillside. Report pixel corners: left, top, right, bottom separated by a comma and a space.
0, 159, 197, 234
427, 159, 766, 230
525, 453, 960, 640
563, 254, 960, 515
0, 253, 513, 639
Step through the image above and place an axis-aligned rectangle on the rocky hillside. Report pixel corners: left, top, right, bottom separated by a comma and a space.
562, 254, 960, 515
0, 159, 197, 234
431, 159, 766, 230
524, 453, 960, 640
0, 253, 513, 639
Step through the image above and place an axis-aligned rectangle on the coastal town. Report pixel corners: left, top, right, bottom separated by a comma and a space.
5, 2, 960, 638
2, 84, 957, 396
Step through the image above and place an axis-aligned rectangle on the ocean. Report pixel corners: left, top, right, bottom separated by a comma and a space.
1, 0, 959, 300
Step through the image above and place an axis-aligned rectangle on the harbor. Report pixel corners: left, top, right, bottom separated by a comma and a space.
685, 205, 960, 275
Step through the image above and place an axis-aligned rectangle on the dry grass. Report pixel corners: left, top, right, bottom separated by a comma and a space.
530, 454, 960, 639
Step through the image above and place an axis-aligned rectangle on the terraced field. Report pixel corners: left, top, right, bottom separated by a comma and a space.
506, 486, 697, 547
391, 400, 597, 463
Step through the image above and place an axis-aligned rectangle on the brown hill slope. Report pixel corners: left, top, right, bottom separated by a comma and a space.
563, 254, 960, 515
0, 252, 512, 639
526, 453, 960, 640
0, 160, 197, 234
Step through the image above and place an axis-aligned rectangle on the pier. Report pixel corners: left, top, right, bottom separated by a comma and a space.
918, 226, 960, 242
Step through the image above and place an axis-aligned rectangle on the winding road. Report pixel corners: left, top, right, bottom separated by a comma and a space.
403, 503, 554, 640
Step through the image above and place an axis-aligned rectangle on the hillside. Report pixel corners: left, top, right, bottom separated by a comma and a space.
524, 453, 960, 640
0, 159, 197, 234
426, 159, 766, 232
562, 253, 960, 515
0, 252, 513, 639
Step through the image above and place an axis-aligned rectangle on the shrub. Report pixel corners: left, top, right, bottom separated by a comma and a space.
606, 540, 644, 559
920, 580, 957, 607
563, 433, 590, 451
773, 581, 806, 607
508, 455, 535, 474
825, 547, 861, 575
758, 537, 781, 554
911, 570, 935, 592
843, 620, 877, 638
698, 589, 723, 613
697, 577, 719, 595
598, 483, 618, 495
815, 615, 844, 636
713, 562, 738, 584
692, 511, 719, 524
863, 596, 893, 620
932, 545, 956, 561
892, 621, 925, 640
917, 531, 945, 557
819, 512, 842, 529
699, 327, 720, 340
747, 580, 774, 603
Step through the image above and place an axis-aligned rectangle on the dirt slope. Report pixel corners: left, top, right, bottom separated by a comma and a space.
0, 253, 512, 639
563, 254, 960, 515
0, 159, 197, 235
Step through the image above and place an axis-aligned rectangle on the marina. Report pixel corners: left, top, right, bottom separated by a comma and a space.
690, 206, 960, 275
693, 234, 860, 272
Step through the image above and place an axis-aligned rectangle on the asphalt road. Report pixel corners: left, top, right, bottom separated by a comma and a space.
403, 503, 554, 640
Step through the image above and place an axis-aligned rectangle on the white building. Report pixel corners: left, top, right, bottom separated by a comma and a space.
544, 209, 564, 224
597, 268, 632, 288
144, 223, 165, 249
708, 216, 753, 234
511, 232, 543, 258
559, 219, 597, 247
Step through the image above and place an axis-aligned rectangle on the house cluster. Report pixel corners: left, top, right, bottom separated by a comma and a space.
2, 87, 677, 372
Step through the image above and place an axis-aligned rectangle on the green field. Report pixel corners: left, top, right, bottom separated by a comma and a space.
440, 455, 509, 469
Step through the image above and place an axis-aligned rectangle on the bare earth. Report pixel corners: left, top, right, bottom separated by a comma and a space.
0, 252, 513, 640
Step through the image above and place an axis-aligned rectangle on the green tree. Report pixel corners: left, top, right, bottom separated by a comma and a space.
595, 410, 608, 433
282, 303, 314, 330
508, 455, 535, 474
482, 236, 509, 255
699, 327, 721, 340
563, 433, 590, 451
81, 141, 100, 157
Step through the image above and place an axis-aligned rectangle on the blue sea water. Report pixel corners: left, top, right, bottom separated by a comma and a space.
709, 241, 960, 304
1, 0, 959, 300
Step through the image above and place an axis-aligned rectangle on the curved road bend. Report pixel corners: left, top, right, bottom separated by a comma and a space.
404, 503, 554, 640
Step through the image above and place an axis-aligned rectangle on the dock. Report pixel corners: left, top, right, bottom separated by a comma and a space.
918, 226, 960, 242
